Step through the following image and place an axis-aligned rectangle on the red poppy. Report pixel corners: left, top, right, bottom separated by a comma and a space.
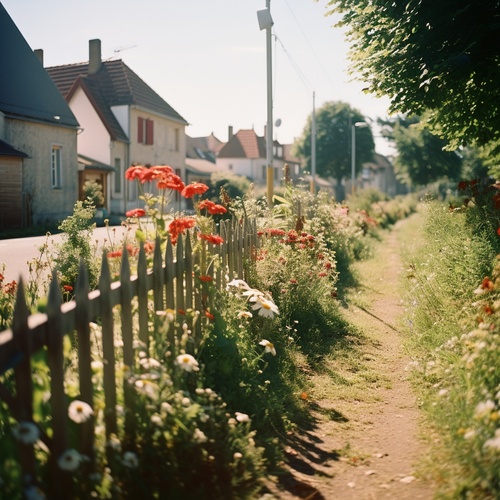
199, 275, 213, 282
3, 281, 17, 295
126, 208, 146, 218
198, 233, 224, 245
181, 182, 209, 198
168, 216, 196, 244
107, 250, 123, 258
125, 165, 146, 181
63, 285, 73, 292
198, 199, 227, 215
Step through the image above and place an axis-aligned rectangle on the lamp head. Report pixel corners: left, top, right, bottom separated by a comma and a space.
257, 8, 274, 30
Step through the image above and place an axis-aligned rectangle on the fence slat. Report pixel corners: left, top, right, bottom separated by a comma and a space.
46, 272, 73, 497
137, 245, 149, 347
75, 260, 95, 463
119, 250, 136, 449
153, 237, 164, 312
11, 278, 37, 482
98, 255, 118, 438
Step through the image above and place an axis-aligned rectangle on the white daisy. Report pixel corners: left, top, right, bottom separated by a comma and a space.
58, 449, 82, 471
259, 339, 277, 356
176, 354, 200, 372
12, 422, 40, 445
252, 297, 280, 319
68, 400, 94, 424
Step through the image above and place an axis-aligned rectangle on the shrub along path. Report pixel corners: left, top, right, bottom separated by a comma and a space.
266, 214, 435, 499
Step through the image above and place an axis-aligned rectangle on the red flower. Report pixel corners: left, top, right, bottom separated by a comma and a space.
497, 227, 500, 236
125, 165, 146, 181
325, 262, 332, 270
0, 273, 4, 284
156, 171, 185, 192
199, 233, 224, 245
290, 279, 298, 284
481, 277, 495, 291
181, 182, 209, 198
143, 241, 155, 254
205, 310, 215, 321
3, 280, 17, 295
126, 208, 146, 218
177, 309, 186, 315
63, 285, 73, 292
107, 250, 123, 258
168, 216, 196, 244
199, 275, 213, 282
198, 199, 227, 215
318, 272, 327, 277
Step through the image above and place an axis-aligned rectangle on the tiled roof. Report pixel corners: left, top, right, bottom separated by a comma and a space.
0, 4, 78, 128
218, 129, 266, 159
46, 59, 188, 139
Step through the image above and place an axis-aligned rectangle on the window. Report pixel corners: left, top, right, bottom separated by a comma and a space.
174, 128, 179, 152
138, 117, 154, 145
51, 145, 62, 188
114, 158, 122, 194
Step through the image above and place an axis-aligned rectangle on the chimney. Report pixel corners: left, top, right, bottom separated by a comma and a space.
88, 39, 102, 75
228, 125, 233, 141
34, 49, 44, 66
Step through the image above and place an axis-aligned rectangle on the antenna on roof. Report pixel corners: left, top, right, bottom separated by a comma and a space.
114, 45, 138, 54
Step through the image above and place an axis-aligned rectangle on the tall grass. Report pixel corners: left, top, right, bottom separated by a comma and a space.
402, 197, 500, 499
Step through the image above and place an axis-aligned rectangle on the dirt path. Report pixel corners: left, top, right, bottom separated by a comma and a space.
266, 215, 435, 499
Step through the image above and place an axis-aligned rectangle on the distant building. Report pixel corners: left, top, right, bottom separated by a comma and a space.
44, 39, 189, 215
0, 3, 79, 229
216, 128, 301, 186
359, 153, 408, 196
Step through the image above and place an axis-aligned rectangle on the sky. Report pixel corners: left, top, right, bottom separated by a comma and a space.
2, 0, 394, 155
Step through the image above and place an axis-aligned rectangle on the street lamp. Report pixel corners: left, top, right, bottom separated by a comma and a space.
351, 121, 368, 196
257, 2, 274, 206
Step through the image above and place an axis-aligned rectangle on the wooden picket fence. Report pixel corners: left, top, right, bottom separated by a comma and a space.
0, 218, 258, 497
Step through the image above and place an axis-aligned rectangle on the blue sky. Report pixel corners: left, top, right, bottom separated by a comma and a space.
2, 0, 393, 153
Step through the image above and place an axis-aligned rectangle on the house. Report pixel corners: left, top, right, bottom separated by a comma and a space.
359, 153, 407, 196
185, 133, 224, 185
216, 128, 293, 187
44, 39, 189, 215
0, 3, 79, 229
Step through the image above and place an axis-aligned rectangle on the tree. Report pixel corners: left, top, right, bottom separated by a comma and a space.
381, 116, 463, 186
329, 0, 500, 161
293, 101, 375, 198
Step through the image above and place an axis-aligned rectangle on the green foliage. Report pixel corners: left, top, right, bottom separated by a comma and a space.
329, 0, 500, 162
381, 116, 463, 186
55, 201, 99, 291
402, 199, 500, 497
293, 101, 375, 185
205, 171, 251, 204
83, 180, 105, 208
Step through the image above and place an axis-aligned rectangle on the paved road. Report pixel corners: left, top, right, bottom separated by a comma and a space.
0, 225, 130, 284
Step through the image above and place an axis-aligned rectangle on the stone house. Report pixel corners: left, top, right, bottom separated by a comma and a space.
44, 39, 189, 216
0, 3, 79, 229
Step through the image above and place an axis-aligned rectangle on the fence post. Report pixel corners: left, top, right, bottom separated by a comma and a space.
74, 260, 95, 467
119, 250, 136, 449
46, 272, 73, 497
98, 254, 118, 439
11, 279, 37, 488
137, 244, 149, 348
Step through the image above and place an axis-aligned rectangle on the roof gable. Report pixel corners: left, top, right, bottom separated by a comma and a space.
46, 59, 188, 126
218, 129, 266, 159
0, 4, 78, 128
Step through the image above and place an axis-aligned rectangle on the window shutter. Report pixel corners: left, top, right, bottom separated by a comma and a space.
146, 119, 154, 145
138, 117, 144, 143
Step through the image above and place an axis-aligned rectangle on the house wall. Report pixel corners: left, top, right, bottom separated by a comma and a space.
0, 157, 23, 229
71, 87, 111, 164
4, 117, 78, 225
129, 108, 186, 171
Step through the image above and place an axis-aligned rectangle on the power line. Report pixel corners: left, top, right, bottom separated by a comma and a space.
281, 0, 336, 90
